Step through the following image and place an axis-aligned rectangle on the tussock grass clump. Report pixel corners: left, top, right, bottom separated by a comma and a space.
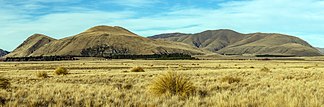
304, 66, 311, 69
122, 70, 129, 73
197, 89, 208, 98
149, 71, 196, 97
0, 96, 5, 105
221, 76, 241, 84
54, 67, 68, 75
130, 67, 145, 72
0, 91, 6, 105
36, 71, 49, 78
123, 84, 133, 90
0, 77, 10, 89
260, 67, 271, 72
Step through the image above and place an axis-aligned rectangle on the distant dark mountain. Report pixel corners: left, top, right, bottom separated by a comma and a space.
0, 49, 9, 57
150, 29, 322, 56
148, 33, 190, 39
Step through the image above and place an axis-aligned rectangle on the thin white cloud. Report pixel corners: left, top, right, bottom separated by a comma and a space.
108, 0, 160, 7
117, 0, 324, 47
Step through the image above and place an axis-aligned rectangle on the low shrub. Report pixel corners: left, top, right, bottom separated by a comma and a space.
149, 71, 196, 97
54, 67, 68, 75
130, 67, 145, 72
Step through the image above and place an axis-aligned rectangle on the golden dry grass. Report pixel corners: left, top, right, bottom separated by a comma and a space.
0, 59, 324, 106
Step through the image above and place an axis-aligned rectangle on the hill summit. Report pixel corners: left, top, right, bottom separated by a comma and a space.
82, 25, 139, 37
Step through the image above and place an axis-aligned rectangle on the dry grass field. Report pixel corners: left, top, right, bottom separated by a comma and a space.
1, 59, 324, 107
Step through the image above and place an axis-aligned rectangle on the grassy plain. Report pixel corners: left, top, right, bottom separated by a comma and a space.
1, 59, 324, 107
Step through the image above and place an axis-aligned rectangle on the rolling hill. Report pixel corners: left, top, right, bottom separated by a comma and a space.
149, 30, 321, 56
5, 26, 206, 57
0, 49, 9, 57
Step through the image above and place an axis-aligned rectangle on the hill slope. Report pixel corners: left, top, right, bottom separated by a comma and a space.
150, 30, 321, 56
0, 49, 9, 57
317, 48, 324, 54
8, 26, 206, 57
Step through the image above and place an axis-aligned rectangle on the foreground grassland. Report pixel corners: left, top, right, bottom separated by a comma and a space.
1, 60, 324, 107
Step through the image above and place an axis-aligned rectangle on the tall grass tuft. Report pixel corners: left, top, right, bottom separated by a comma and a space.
0, 76, 10, 89
130, 67, 145, 72
260, 67, 271, 72
0, 95, 5, 105
221, 76, 241, 84
54, 67, 69, 75
36, 71, 49, 78
149, 71, 196, 97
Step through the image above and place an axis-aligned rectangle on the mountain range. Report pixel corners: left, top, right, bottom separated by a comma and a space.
149, 30, 322, 56
3, 26, 322, 58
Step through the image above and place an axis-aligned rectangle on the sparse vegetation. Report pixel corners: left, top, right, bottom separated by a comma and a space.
54, 67, 68, 75
36, 71, 48, 78
130, 67, 145, 72
149, 71, 196, 97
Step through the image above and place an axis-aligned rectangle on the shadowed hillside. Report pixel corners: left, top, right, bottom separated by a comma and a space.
0, 49, 9, 57
150, 30, 321, 56
6, 26, 207, 57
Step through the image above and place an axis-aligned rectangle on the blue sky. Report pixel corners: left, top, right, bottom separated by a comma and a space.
1, 0, 324, 51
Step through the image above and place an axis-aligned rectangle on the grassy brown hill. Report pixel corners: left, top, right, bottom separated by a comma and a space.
8, 26, 206, 57
0, 49, 9, 57
150, 30, 321, 56
4, 34, 56, 57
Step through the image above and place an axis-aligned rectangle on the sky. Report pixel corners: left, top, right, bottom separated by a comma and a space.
1, 0, 324, 51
